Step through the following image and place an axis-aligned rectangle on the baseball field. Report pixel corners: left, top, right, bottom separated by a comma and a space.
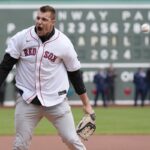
0, 106, 150, 150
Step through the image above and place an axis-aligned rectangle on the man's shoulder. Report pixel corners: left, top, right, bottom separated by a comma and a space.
55, 28, 70, 41
19, 26, 34, 35
14, 26, 34, 38
54, 28, 73, 47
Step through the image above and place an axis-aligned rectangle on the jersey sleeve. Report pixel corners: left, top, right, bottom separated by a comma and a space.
62, 38, 81, 72
5, 32, 22, 59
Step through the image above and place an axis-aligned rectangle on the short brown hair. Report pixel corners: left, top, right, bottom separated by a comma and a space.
39, 5, 56, 19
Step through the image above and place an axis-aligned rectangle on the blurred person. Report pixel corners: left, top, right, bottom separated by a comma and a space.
0, 81, 6, 106
133, 68, 147, 106
106, 64, 117, 104
146, 67, 150, 103
93, 68, 108, 107
0, 5, 95, 150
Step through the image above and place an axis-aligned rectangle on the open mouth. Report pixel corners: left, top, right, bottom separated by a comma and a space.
37, 26, 42, 31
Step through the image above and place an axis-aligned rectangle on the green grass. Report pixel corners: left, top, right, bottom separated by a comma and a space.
0, 106, 150, 135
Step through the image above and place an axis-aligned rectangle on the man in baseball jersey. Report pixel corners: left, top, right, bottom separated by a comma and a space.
0, 5, 95, 150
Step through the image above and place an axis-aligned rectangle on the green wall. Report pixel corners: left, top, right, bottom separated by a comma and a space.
1, 3, 150, 103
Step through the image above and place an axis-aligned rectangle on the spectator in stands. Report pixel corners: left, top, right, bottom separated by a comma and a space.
107, 64, 117, 104
93, 68, 108, 107
133, 68, 147, 106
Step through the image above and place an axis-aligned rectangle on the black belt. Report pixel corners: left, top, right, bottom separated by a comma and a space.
31, 96, 42, 105
18, 89, 42, 106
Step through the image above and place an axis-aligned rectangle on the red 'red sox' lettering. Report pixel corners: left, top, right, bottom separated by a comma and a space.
44, 51, 57, 62
23, 49, 57, 63
23, 48, 36, 56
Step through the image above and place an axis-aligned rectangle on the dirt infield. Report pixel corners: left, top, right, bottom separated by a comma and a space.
0, 135, 150, 150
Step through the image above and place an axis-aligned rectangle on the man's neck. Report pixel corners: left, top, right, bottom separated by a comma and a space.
35, 27, 55, 43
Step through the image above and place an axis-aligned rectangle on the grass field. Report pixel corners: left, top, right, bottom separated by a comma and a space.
0, 106, 150, 135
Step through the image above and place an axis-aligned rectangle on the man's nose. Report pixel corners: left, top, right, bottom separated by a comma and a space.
37, 19, 42, 24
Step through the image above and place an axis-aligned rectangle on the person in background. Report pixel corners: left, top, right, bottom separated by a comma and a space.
133, 68, 147, 106
107, 64, 117, 104
0, 81, 6, 106
93, 68, 108, 107
146, 67, 150, 103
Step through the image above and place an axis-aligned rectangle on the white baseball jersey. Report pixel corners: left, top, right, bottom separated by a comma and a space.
6, 26, 81, 106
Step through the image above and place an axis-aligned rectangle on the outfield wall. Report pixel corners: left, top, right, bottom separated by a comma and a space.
0, 3, 150, 105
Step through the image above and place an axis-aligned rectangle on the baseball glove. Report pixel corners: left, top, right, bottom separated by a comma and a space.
76, 113, 96, 141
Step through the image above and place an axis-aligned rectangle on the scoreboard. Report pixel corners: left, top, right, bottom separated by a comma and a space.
57, 6, 150, 64
0, 4, 150, 102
